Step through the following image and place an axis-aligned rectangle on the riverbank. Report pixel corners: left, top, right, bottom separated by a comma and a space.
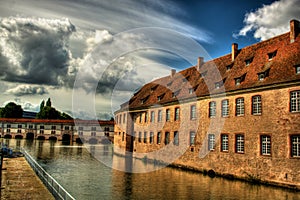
0, 157, 54, 200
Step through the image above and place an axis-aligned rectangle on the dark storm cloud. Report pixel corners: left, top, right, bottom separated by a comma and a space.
0, 17, 75, 85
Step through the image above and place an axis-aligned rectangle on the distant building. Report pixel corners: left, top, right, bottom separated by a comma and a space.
0, 118, 114, 144
114, 20, 300, 189
22, 111, 37, 119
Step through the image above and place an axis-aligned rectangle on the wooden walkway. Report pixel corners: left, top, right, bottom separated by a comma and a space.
0, 157, 54, 200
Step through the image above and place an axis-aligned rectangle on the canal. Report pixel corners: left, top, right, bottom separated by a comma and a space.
2, 139, 299, 200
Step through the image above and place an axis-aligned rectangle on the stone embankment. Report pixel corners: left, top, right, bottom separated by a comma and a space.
0, 157, 54, 200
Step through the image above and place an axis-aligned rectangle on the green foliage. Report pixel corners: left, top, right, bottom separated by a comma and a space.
36, 98, 73, 120
0, 102, 23, 118
40, 100, 45, 111
46, 98, 51, 107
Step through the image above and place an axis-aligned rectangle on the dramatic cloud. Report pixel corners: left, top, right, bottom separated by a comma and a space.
2, 98, 39, 112
235, 0, 300, 40
0, 17, 75, 85
6, 85, 48, 96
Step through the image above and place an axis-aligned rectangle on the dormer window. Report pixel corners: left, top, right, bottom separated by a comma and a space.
157, 94, 165, 101
268, 50, 277, 60
189, 88, 194, 94
167, 81, 173, 87
234, 74, 246, 86
245, 57, 253, 66
215, 78, 226, 89
183, 76, 190, 82
141, 95, 149, 104
257, 68, 270, 81
258, 73, 265, 81
295, 65, 300, 74
226, 64, 233, 71
200, 71, 207, 78
151, 85, 158, 92
172, 90, 180, 98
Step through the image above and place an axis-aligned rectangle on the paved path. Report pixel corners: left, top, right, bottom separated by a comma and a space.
0, 157, 54, 200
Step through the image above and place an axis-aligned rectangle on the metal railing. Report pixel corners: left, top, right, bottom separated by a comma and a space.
21, 148, 75, 200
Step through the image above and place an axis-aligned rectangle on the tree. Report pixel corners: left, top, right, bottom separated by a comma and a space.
40, 100, 45, 111
0, 102, 23, 118
46, 98, 51, 107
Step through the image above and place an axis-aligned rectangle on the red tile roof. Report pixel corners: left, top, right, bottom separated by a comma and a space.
0, 118, 115, 125
122, 26, 300, 111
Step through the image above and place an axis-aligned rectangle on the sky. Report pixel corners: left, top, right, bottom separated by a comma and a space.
0, 0, 299, 119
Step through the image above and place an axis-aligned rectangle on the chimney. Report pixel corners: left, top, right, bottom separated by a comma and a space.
232, 43, 238, 61
197, 57, 204, 70
171, 69, 176, 77
290, 19, 300, 43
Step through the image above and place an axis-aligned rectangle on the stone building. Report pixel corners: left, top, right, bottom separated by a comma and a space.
114, 20, 300, 189
0, 118, 114, 143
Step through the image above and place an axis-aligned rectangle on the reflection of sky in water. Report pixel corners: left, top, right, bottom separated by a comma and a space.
3, 139, 299, 200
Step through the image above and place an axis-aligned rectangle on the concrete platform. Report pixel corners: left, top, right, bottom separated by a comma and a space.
0, 157, 54, 200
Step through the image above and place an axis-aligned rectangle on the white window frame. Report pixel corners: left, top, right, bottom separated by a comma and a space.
291, 135, 300, 157
209, 101, 216, 118
221, 134, 229, 152
252, 95, 262, 115
236, 98, 245, 116
236, 134, 244, 153
290, 91, 300, 112
190, 105, 196, 120
208, 134, 215, 151
221, 99, 229, 117
261, 135, 271, 155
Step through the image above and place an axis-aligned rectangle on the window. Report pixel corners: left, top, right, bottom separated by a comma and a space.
18, 124, 22, 133
144, 132, 147, 143
190, 131, 195, 146
165, 132, 170, 145
51, 126, 56, 130
91, 127, 96, 131
91, 132, 96, 137
166, 109, 170, 122
295, 65, 300, 74
291, 135, 300, 157
138, 132, 142, 143
258, 73, 265, 81
173, 131, 179, 146
215, 83, 220, 89
78, 126, 83, 131
234, 73, 246, 86
150, 111, 155, 123
208, 134, 215, 151
236, 134, 244, 153
139, 113, 142, 123
236, 98, 244, 116
150, 132, 154, 144
252, 95, 262, 115
245, 58, 253, 66
79, 131, 83, 136
189, 88, 194, 94
226, 64, 232, 71
174, 107, 180, 121
65, 126, 69, 130
158, 110, 162, 122
122, 132, 125, 141
221, 99, 229, 117
268, 50, 277, 60
221, 134, 229, 152
261, 135, 271, 155
209, 101, 216, 117
28, 125, 33, 129
7, 124, 11, 128
123, 114, 126, 123
6, 124, 11, 133
157, 94, 164, 101
40, 125, 44, 134
145, 112, 148, 123
290, 91, 300, 112
119, 115, 122, 124
157, 132, 161, 144
190, 105, 196, 120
